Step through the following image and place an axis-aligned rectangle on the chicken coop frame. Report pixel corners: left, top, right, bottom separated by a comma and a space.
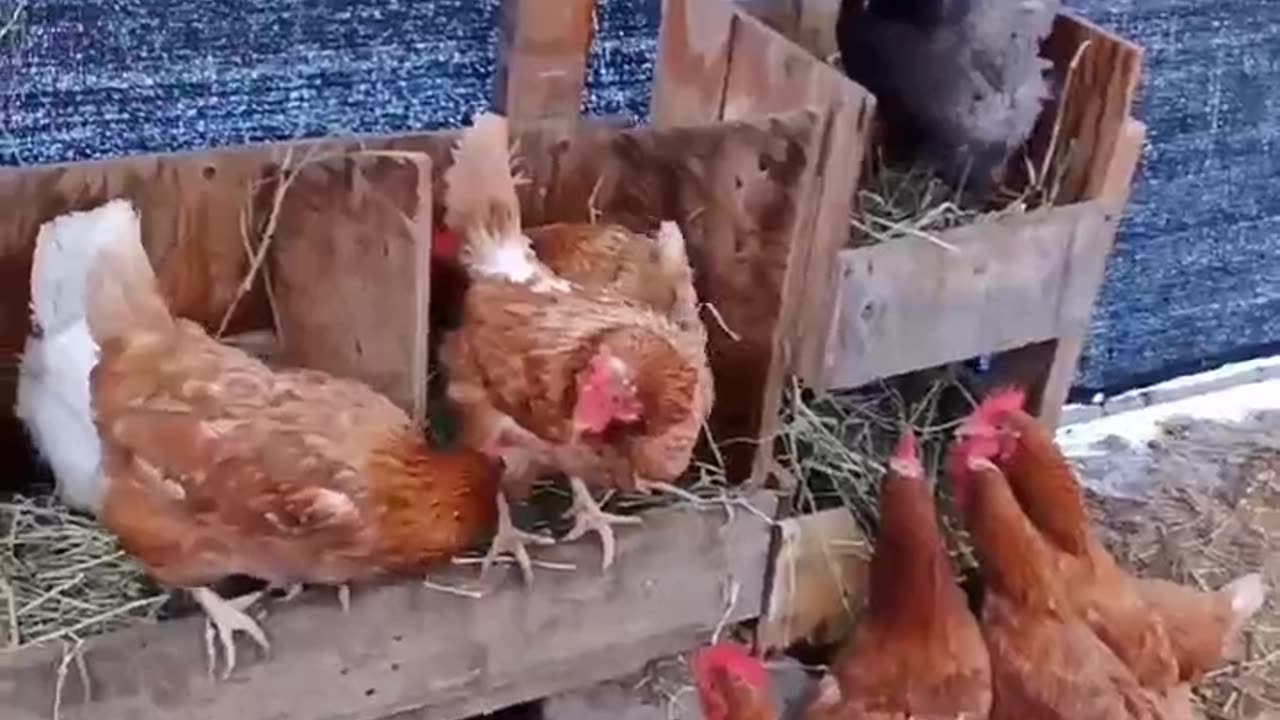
0, 1, 1144, 719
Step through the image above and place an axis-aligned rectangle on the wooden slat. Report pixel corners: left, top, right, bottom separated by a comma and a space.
0, 494, 778, 720
1034, 13, 1145, 205
1025, 119, 1148, 427
991, 14, 1145, 424
714, 11, 875, 484
823, 202, 1110, 390
735, 0, 841, 62
493, 0, 597, 125
650, 0, 737, 127
268, 153, 434, 425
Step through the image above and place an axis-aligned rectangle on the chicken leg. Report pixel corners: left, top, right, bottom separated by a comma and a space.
564, 476, 643, 572
192, 586, 270, 680
481, 490, 555, 584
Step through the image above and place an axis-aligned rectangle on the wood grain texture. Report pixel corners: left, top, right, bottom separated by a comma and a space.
650, 0, 737, 127
1029, 119, 1148, 427
268, 153, 434, 425
493, 0, 597, 126
735, 0, 841, 63
824, 203, 1110, 389
1034, 12, 1145, 205
0, 493, 778, 720
991, 15, 1145, 424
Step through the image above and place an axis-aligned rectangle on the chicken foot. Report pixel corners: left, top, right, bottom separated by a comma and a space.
481, 490, 555, 585
564, 476, 643, 572
192, 586, 270, 680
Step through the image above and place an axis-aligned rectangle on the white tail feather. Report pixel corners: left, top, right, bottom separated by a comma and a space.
443, 112, 552, 286
14, 200, 146, 516
29, 198, 137, 337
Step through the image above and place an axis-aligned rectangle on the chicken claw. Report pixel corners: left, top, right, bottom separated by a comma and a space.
564, 476, 643, 572
481, 491, 555, 585
192, 586, 270, 680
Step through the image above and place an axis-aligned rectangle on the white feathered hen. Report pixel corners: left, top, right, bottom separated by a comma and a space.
837, 0, 1061, 201
13, 201, 134, 515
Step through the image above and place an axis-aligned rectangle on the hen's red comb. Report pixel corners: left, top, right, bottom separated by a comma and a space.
974, 386, 1027, 424
692, 642, 769, 692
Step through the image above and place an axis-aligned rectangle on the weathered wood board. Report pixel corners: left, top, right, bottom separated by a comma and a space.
823, 202, 1111, 389
0, 494, 778, 720
494, 0, 597, 125
650, 0, 737, 127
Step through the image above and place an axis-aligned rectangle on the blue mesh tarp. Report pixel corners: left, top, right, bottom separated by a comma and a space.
2, 0, 1276, 397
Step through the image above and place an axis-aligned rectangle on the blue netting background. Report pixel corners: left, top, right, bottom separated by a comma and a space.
2, 0, 1277, 397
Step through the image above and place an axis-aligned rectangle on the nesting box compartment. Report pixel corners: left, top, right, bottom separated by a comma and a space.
733, 0, 1147, 428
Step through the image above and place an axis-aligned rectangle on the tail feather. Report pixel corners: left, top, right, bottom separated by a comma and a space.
443, 112, 541, 283
29, 198, 134, 338
82, 200, 174, 345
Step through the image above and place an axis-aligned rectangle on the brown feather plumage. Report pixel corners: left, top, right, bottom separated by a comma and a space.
94, 320, 498, 588
954, 452, 1165, 720
820, 439, 992, 719
966, 398, 1180, 694
441, 276, 710, 492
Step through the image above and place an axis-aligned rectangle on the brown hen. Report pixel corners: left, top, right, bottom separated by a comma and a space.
438, 112, 713, 583
949, 439, 1165, 720
84, 199, 499, 678
959, 388, 1264, 691
811, 429, 991, 718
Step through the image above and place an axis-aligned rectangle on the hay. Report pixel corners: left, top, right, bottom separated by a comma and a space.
772, 368, 979, 566
850, 151, 1038, 251
0, 494, 164, 651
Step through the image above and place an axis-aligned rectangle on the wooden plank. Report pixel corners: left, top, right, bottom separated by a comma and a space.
823, 202, 1110, 390
1026, 119, 1148, 427
757, 506, 868, 654
735, 0, 841, 62
650, 0, 737, 127
0, 494, 778, 720
493, 0, 597, 126
534, 111, 822, 484
716, 11, 875, 484
1029, 13, 1144, 205
268, 153, 434, 425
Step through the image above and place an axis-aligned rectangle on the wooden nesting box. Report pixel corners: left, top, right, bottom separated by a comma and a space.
734, 0, 1147, 429
0, 1, 871, 718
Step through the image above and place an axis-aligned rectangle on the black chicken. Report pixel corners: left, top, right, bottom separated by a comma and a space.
837, 0, 1061, 204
